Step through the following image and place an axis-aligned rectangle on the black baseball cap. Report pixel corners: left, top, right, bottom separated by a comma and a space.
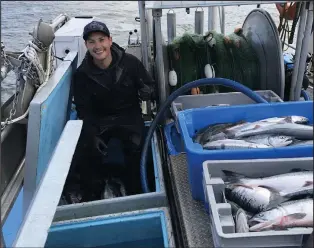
83, 21, 110, 40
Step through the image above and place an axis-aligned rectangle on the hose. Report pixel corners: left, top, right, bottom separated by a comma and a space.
140, 77, 269, 193
301, 89, 310, 101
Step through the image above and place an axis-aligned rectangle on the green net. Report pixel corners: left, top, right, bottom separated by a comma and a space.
167, 29, 260, 94
167, 33, 217, 94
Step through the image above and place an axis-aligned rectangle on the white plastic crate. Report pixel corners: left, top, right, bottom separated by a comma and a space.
202, 157, 313, 248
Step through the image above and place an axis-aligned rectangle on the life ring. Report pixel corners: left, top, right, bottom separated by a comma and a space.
276, 2, 297, 20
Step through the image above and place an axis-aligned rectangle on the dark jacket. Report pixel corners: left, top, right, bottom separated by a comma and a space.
72, 42, 156, 126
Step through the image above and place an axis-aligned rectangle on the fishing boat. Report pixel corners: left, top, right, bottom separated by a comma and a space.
1, 1, 313, 247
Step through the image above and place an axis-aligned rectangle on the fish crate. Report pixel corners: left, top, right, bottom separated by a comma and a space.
177, 101, 314, 202
54, 122, 167, 222
202, 157, 313, 248
171, 90, 283, 133
45, 208, 175, 248
163, 121, 185, 155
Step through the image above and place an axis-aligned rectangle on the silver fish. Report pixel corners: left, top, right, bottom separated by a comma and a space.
235, 208, 250, 233
222, 170, 313, 193
256, 116, 309, 124
249, 198, 313, 231
224, 184, 287, 214
243, 134, 294, 147
224, 122, 251, 135
281, 185, 313, 200
102, 178, 126, 199
227, 198, 251, 233
193, 123, 233, 144
225, 116, 309, 137
200, 121, 249, 144
234, 123, 313, 140
225, 122, 274, 138
203, 139, 270, 150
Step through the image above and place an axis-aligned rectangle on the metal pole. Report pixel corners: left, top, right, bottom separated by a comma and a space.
220, 6, 225, 35
167, 10, 176, 43
0, 76, 5, 248
208, 7, 219, 31
138, 1, 149, 71
138, 1, 152, 117
195, 8, 204, 35
153, 9, 167, 105
0, 65, 4, 248
289, 2, 307, 100
294, 1, 313, 101
145, 9, 153, 44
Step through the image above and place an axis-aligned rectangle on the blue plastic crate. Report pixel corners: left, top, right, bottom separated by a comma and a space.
163, 122, 185, 155
45, 209, 173, 248
177, 101, 314, 202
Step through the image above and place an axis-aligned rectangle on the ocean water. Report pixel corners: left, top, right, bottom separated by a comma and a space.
1, 1, 282, 103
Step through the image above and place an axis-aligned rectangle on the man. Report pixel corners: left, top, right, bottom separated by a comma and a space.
66, 20, 156, 202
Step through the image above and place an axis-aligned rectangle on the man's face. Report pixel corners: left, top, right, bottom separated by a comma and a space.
85, 32, 112, 61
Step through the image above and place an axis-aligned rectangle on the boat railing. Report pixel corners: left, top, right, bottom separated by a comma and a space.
22, 51, 78, 215
13, 120, 83, 248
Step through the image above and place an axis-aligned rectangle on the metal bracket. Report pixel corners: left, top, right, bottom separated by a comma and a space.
152, 9, 162, 17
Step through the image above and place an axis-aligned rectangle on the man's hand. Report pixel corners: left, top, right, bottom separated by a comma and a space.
138, 78, 155, 101
191, 87, 200, 95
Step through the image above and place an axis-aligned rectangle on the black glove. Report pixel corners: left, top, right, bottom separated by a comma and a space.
138, 78, 155, 101
302, 74, 310, 90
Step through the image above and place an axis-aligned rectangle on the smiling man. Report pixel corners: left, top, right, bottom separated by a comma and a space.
66, 20, 157, 202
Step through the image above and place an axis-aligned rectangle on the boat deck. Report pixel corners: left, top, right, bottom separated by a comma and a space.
169, 154, 213, 247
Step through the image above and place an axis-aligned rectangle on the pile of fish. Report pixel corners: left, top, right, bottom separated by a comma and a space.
59, 177, 127, 205
193, 116, 313, 150
101, 177, 126, 199
220, 169, 313, 233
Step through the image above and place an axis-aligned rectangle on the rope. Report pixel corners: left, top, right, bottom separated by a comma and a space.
20, 41, 46, 85
1, 43, 53, 127
277, 2, 301, 51
167, 29, 261, 94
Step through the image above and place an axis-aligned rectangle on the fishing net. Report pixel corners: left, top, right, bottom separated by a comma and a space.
167, 33, 217, 94
167, 29, 260, 94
